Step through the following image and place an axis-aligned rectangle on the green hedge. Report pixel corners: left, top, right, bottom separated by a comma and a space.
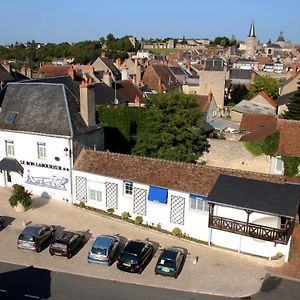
282, 156, 300, 177
96, 106, 147, 153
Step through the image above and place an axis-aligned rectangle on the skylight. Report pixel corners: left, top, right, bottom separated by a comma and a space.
5, 112, 17, 124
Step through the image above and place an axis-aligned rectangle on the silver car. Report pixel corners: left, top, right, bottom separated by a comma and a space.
17, 224, 54, 252
88, 235, 120, 265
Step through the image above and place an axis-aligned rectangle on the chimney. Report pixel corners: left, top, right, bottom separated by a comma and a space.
103, 71, 112, 87
134, 95, 140, 107
135, 65, 141, 87
208, 91, 213, 102
121, 68, 129, 80
67, 67, 75, 80
291, 63, 298, 78
26, 67, 32, 79
20, 65, 26, 75
115, 58, 122, 69
80, 81, 96, 127
101, 52, 106, 58
185, 59, 191, 72
251, 71, 256, 81
158, 76, 162, 91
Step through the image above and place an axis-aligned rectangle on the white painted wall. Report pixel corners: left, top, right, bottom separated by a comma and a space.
73, 170, 290, 260
211, 204, 290, 261
0, 130, 72, 201
73, 170, 210, 241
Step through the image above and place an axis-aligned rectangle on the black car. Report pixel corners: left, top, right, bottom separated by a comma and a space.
17, 224, 55, 252
155, 247, 184, 278
49, 231, 85, 259
117, 240, 154, 273
0, 216, 4, 229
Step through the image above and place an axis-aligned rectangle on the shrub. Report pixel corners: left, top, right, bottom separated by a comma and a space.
135, 216, 143, 225
121, 211, 131, 220
107, 208, 115, 215
8, 184, 32, 208
282, 156, 300, 177
79, 201, 86, 208
172, 227, 182, 237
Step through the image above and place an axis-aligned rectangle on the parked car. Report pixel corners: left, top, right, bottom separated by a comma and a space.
155, 247, 184, 278
117, 240, 154, 273
0, 216, 4, 229
17, 224, 55, 252
49, 230, 85, 259
88, 235, 120, 265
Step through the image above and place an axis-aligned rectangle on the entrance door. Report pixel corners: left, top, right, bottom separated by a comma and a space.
5, 171, 13, 187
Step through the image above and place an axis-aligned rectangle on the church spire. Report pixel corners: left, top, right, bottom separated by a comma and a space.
248, 21, 256, 37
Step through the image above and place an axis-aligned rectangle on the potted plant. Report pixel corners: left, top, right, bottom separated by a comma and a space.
8, 184, 32, 212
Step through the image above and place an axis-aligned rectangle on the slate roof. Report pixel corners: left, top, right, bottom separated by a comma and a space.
205, 58, 224, 71
253, 91, 277, 108
0, 64, 14, 82
0, 82, 87, 137
232, 100, 276, 115
229, 69, 255, 80
23, 75, 80, 99
97, 57, 121, 80
94, 80, 143, 105
208, 175, 300, 217
74, 150, 286, 196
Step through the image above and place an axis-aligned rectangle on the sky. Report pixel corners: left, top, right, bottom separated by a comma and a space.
1, 0, 300, 45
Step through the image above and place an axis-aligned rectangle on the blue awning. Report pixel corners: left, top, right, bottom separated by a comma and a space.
148, 186, 168, 204
190, 194, 207, 201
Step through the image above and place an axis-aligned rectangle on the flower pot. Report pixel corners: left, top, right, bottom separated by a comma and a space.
14, 202, 26, 213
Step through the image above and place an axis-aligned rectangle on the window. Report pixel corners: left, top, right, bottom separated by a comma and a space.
212, 109, 217, 118
275, 157, 284, 173
5, 140, 15, 156
89, 189, 102, 202
37, 142, 46, 159
189, 194, 209, 211
123, 181, 133, 196
5, 112, 17, 124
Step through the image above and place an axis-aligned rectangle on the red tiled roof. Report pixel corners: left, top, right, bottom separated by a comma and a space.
251, 91, 277, 108
116, 80, 143, 103
277, 119, 300, 157
240, 114, 277, 132
74, 150, 286, 196
255, 56, 273, 65
36, 65, 72, 77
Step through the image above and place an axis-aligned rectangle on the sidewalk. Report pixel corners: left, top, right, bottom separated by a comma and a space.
0, 188, 268, 297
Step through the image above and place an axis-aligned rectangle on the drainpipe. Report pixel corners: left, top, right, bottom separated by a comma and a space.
68, 138, 74, 204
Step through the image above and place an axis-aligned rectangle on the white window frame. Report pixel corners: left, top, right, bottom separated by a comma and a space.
37, 142, 46, 159
275, 156, 284, 174
190, 197, 209, 212
123, 181, 133, 196
5, 140, 15, 157
89, 188, 102, 203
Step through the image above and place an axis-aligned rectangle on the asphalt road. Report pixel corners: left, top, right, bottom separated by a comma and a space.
1, 261, 300, 300
0, 261, 226, 300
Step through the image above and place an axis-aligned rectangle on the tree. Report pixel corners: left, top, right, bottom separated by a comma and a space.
283, 81, 300, 120
132, 93, 208, 163
248, 76, 279, 100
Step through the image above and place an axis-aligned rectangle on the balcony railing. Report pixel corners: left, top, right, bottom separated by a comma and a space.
209, 215, 294, 244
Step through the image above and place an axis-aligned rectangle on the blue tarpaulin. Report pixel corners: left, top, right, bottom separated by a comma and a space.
189, 194, 207, 201
148, 186, 168, 204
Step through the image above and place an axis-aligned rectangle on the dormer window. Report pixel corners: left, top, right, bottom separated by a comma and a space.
5, 112, 17, 124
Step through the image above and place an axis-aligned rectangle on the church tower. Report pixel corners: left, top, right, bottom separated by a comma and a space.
245, 21, 257, 58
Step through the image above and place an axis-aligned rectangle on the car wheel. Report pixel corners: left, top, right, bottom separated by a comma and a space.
36, 245, 42, 253
50, 251, 54, 256
67, 251, 72, 259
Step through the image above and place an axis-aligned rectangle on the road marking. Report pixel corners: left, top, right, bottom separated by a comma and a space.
24, 294, 40, 299
0, 289, 7, 293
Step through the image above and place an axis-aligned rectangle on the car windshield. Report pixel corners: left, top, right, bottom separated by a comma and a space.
119, 252, 138, 264
91, 247, 107, 255
19, 234, 35, 242
157, 258, 176, 269
52, 242, 67, 250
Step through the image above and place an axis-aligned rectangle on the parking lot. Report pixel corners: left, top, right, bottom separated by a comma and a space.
0, 187, 270, 297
